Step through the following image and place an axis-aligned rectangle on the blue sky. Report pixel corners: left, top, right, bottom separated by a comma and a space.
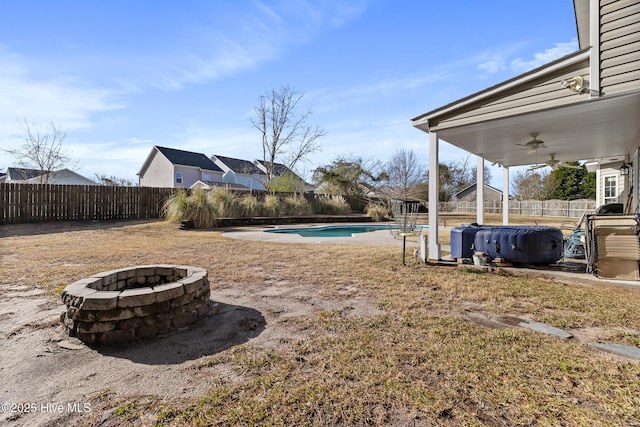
0, 0, 579, 188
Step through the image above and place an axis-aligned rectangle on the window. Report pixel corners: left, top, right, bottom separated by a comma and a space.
603, 175, 618, 204
203, 174, 211, 181
176, 172, 183, 184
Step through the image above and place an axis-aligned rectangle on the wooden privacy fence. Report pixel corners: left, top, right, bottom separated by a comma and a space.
0, 183, 174, 224
440, 199, 597, 218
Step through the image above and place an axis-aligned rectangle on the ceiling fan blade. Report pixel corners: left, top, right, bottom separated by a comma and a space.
527, 164, 547, 171
559, 163, 582, 170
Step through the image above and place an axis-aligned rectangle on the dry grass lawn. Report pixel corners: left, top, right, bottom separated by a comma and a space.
1, 215, 640, 426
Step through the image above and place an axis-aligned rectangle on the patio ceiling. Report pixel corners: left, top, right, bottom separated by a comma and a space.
421, 90, 640, 169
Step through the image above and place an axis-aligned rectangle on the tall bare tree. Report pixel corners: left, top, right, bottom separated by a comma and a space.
251, 85, 325, 184
4, 117, 73, 183
382, 148, 426, 200
512, 169, 556, 200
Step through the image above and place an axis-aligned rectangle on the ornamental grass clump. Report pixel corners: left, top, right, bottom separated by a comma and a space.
282, 194, 312, 216
366, 203, 389, 221
186, 189, 218, 228
263, 194, 281, 217
239, 194, 263, 217
312, 195, 351, 215
209, 188, 241, 218
161, 189, 218, 228
161, 190, 189, 224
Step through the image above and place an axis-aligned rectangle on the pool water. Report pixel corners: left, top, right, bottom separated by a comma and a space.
264, 224, 426, 238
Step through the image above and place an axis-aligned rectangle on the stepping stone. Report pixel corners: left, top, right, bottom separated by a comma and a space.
465, 312, 510, 329
518, 320, 573, 339
588, 342, 640, 360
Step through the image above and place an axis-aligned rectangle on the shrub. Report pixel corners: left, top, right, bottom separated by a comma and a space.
162, 190, 189, 223
366, 203, 389, 222
312, 195, 351, 215
239, 194, 262, 217
282, 194, 312, 216
162, 189, 218, 228
209, 188, 240, 218
263, 194, 281, 217
186, 189, 217, 228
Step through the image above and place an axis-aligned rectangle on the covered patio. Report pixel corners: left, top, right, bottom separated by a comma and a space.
411, 1, 640, 261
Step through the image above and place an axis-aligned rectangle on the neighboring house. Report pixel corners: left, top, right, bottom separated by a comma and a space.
455, 183, 503, 203
0, 172, 5, 183
189, 180, 251, 191
254, 160, 315, 192
411, 0, 640, 260
212, 155, 267, 190
138, 146, 224, 188
3, 167, 98, 185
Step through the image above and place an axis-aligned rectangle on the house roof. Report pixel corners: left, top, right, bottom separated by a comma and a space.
7, 167, 43, 181
25, 168, 98, 185
213, 155, 264, 175
254, 160, 296, 177
190, 180, 251, 191
254, 160, 313, 186
155, 146, 223, 172
5, 167, 97, 185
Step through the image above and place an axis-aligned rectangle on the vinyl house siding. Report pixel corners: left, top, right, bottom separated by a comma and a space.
424, 54, 591, 131
600, 0, 640, 95
597, 164, 627, 206
139, 150, 174, 188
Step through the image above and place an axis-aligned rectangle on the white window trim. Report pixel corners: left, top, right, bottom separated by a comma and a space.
176, 171, 183, 184
603, 174, 618, 205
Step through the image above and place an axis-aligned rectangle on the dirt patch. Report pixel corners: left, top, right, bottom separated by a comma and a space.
0, 272, 383, 426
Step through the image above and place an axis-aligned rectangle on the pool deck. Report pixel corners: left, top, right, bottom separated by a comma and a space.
222, 224, 424, 246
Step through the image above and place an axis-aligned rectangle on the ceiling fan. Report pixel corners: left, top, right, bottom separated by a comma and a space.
516, 132, 547, 154
528, 153, 583, 171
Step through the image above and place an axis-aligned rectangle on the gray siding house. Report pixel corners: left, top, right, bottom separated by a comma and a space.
212, 155, 267, 190
137, 146, 224, 188
411, 0, 640, 260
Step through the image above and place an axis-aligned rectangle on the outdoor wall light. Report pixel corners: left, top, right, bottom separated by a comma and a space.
620, 162, 630, 176
560, 76, 588, 94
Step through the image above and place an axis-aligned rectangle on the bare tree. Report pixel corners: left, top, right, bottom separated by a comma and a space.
382, 149, 426, 200
512, 169, 556, 200
251, 84, 326, 184
4, 117, 73, 183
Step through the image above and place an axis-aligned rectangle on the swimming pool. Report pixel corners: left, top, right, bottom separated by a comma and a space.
264, 224, 427, 238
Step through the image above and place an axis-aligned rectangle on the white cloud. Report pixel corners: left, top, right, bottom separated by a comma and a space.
124, 138, 154, 145
0, 49, 125, 146
123, 1, 368, 91
510, 38, 579, 72
477, 55, 507, 74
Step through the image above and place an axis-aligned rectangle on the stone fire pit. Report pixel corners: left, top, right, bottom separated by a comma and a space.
60, 265, 210, 345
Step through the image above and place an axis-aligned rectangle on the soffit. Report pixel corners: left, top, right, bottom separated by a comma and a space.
427, 90, 640, 168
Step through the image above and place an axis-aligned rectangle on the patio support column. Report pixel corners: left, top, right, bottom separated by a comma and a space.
502, 166, 510, 225
428, 131, 441, 261
633, 148, 639, 212
476, 156, 484, 225
589, 0, 601, 98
